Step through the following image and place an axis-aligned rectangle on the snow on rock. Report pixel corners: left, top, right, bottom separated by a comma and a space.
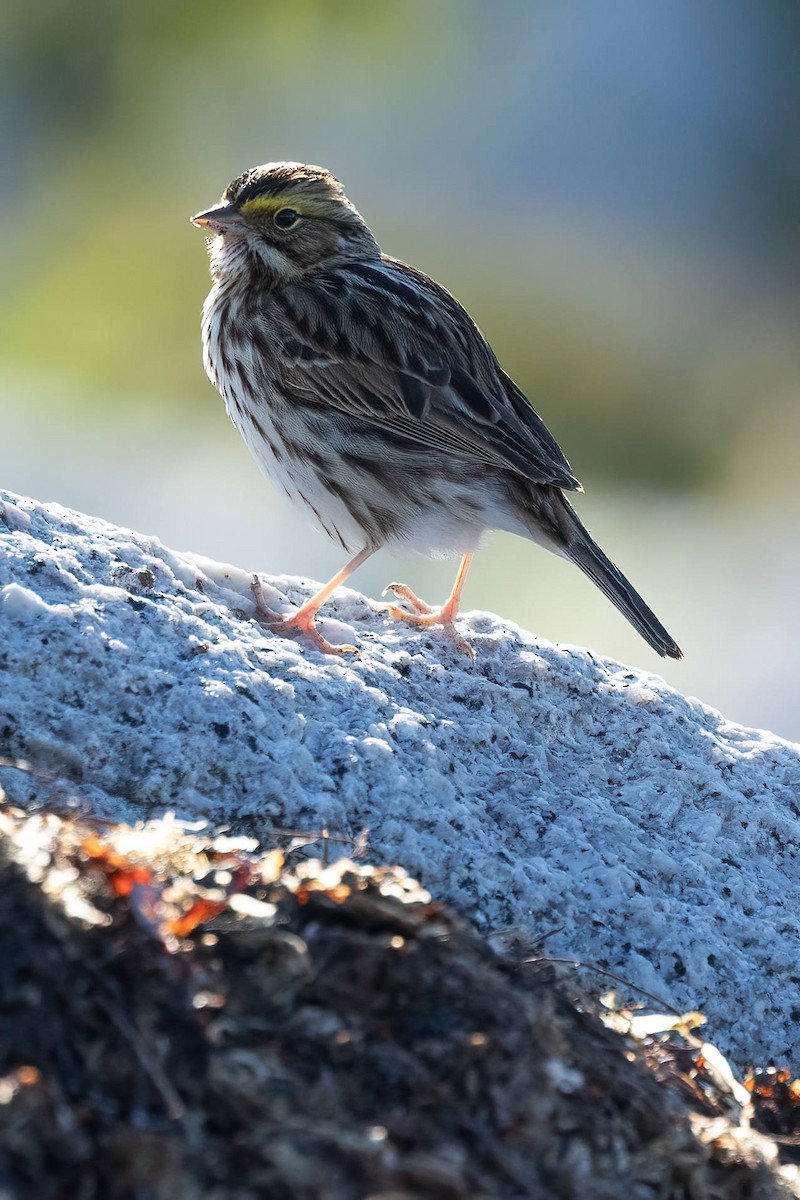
1, 488, 799, 1066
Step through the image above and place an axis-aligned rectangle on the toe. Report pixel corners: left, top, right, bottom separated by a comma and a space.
250, 574, 285, 625
381, 603, 437, 627
446, 626, 476, 663
282, 611, 359, 656
381, 583, 434, 614
383, 604, 476, 661
314, 638, 359, 656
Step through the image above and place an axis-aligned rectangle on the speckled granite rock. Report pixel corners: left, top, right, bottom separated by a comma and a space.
1, 488, 799, 1066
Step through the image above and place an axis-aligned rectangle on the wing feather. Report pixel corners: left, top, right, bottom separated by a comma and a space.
268, 256, 581, 490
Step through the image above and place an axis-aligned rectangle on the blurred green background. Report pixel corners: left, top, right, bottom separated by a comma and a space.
2, 1, 799, 740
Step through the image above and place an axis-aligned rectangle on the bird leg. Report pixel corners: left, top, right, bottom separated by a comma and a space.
382, 552, 475, 661
251, 545, 375, 655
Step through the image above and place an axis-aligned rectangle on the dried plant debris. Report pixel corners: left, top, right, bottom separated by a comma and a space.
0, 797, 798, 1200
598, 1001, 751, 1113
745, 1069, 800, 1147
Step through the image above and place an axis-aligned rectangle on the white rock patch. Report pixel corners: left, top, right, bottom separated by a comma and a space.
1, 489, 799, 1067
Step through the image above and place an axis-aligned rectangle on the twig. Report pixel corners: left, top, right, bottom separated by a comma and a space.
526, 953, 680, 1015
94, 987, 186, 1122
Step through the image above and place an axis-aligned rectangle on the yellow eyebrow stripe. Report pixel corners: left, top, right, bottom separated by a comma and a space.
239, 196, 291, 215
238, 195, 328, 217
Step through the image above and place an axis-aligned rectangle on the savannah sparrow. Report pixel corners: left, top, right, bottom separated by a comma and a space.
192, 162, 681, 661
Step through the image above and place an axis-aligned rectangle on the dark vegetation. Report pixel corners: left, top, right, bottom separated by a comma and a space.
0, 793, 797, 1199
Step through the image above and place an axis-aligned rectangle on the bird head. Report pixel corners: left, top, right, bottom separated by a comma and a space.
191, 161, 380, 284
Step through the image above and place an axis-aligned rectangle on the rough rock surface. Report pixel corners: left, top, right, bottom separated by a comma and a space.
1, 489, 799, 1067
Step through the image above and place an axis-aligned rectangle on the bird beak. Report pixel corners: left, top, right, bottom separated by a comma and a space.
190, 202, 243, 232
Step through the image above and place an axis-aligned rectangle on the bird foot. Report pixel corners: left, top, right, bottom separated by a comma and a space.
381, 582, 435, 615
250, 575, 358, 656
381, 590, 475, 663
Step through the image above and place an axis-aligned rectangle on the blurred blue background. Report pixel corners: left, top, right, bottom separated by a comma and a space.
2, 0, 799, 740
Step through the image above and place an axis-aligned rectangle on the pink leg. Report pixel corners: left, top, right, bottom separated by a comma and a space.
252, 545, 375, 655
383, 553, 476, 661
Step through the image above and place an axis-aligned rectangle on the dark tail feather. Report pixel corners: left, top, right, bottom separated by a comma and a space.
562, 508, 683, 660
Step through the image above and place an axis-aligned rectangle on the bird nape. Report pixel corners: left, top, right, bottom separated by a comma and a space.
192, 160, 682, 663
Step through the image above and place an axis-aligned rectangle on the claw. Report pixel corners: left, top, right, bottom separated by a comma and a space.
381, 582, 435, 615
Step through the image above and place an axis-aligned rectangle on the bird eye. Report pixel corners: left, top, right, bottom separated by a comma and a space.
273, 208, 300, 230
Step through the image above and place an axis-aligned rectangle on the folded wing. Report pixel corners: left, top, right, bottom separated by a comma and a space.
268, 256, 582, 491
